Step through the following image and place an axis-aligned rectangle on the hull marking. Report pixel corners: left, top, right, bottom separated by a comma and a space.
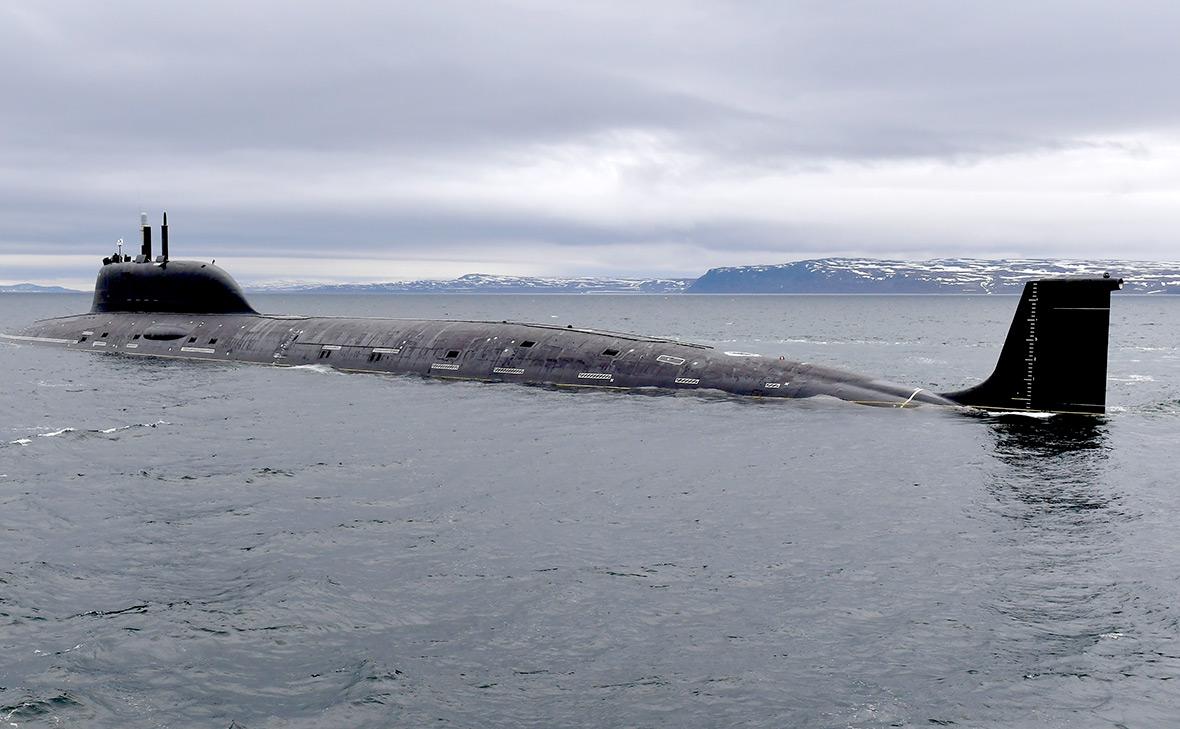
431, 362, 461, 371
372, 347, 401, 354
493, 367, 525, 375
181, 346, 216, 354
577, 372, 613, 381
674, 377, 700, 385
656, 354, 686, 365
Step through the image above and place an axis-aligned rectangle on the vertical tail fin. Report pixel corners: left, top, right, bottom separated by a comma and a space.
943, 276, 1122, 415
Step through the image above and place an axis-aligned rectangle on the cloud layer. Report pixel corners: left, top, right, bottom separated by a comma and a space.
3, 1, 1179, 286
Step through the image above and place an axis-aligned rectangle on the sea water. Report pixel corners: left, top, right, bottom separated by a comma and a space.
2, 293, 1178, 728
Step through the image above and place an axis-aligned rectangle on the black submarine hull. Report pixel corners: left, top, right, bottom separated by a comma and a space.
4, 216, 1123, 414
9, 309, 958, 407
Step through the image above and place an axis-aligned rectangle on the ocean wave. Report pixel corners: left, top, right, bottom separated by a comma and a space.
37, 427, 76, 438
3, 421, 168, 448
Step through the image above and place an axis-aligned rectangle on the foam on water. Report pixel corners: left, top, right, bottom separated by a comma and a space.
983, 410, 1058, 419
288, 363, 348, 375
37, 427, 76, 437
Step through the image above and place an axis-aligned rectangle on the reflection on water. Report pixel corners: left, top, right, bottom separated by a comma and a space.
986, 415, 1113, 511
980, 416, 1160, 719
988, 415, 1108, 458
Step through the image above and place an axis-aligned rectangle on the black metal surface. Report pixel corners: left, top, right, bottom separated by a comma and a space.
160, 212, 169, 263
141, 221, 151, 261
942, 277, 1123, 414
90, 260, 256, 315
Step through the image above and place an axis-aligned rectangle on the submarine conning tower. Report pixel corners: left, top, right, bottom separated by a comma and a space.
91, 213, 257, 314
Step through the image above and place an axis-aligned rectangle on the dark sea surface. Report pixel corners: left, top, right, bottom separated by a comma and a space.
2, 292, 1178, 728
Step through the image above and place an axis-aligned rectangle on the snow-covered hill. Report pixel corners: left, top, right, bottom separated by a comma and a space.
687, 258, 1180, 294
243, 259, 1180, 295
246, 273, 691, 294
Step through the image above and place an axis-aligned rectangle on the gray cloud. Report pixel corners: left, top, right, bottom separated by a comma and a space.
2, 1, 1179, 283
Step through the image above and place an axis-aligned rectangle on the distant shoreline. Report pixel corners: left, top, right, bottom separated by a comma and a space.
7, 256, 1179, 295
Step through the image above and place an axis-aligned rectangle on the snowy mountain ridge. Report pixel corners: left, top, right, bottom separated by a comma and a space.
245, 273, 692, 294
688, 258, 1180, 294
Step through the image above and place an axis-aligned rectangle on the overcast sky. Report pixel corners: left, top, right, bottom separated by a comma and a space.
3, 1, 1179, 286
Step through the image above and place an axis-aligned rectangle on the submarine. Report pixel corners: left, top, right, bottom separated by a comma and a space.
4, 214, 1124, 414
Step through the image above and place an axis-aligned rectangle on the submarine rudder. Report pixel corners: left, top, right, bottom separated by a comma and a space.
941, 275, 1123, 415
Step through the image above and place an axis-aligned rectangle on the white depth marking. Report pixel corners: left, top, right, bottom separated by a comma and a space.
181, 346, 216, 354
372, 347, 400, 354
493, 367, 525, 375
82, 331, 94, 335
724, 351, 762, 358
656, 354, 686, 365
320, 344, 342, 351
577, 372, 613, 380
92, 341, 107, 347
125, 343, 139, 349
763, 382, 781, 389
431, 362, 460, 371
674, 377, 700, 385
0, 334, 74, 344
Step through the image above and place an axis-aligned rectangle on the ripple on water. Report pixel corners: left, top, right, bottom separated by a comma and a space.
1, 293, 1179, 728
